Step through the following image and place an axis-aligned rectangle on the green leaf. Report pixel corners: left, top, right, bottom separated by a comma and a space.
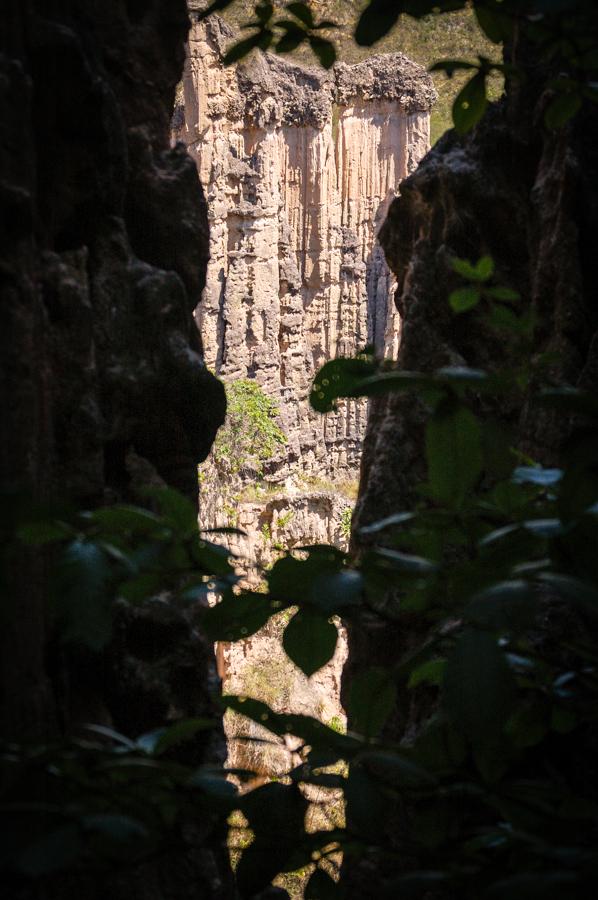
465, 580, 538, 631
283, 608, 338, 676
224, 695, 360, 754
545, 91, 582, 129
201, 590, 274, 641
358, 512, 415, 535
535, 387, 598, 418
475, 6, 512, 44
310, 351, 377, 413
17, 519, 74, 545
505, 702, 548, 748
139, 487, 197, 537
348, 668, 396, 738
52, 540, 113, 650
345, 766, 387, 838
450, 255, 494, 282
137, 718, 216, 756
408, 658, 447, 689
485, 285, 520, 302
449, 285, 481, 312
367, 547, 438, 575
268, 548, 361, 615
425, 399, 482, 506
444, 628, 516, 754
512, 466, 562, 486
89, 505, 163, 535
305, 867, 339, 899
359, 750, 436, 788
188, 765, 238, 800
452, 71, 487, 134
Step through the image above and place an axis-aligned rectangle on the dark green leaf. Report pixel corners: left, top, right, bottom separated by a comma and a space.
450, 255, 494, 282
465, 580, 538, 631
443, 628, 516, 753
368, 547, 438, 575
348, 668, 396, 738
359, 750, 436, 788
345, 766, 387, 838
283, 608, 338, 676
89, 505, 163, 535
485, 285, 520, 302
188, 765, 238, 800
408, 658, 447, 688
512, 466, 562, 486
139, 487, 197, 536
52, 540, 112, 650
201, 590, 274, 641
17, 519, 74, 545
310, 352, 377, 412
452, 71, 487, 134
545, 91, 582, 129
358, 511, 415, 535
449, 285, 481, 312
137, 718, 216, 756
425, 399, 482, 506
475, 7, 512, 44
224, 695, 360, 754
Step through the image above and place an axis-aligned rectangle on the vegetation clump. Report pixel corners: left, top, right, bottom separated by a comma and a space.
212, 378, 287, 478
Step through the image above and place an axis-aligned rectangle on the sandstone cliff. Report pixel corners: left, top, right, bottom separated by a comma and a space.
177, 14, 435, 496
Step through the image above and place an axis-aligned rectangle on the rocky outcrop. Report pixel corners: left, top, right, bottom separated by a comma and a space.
345, 17, 598, 755
177, 14, 435, 485
176, 15, 435, 810
1, 4, 227, 893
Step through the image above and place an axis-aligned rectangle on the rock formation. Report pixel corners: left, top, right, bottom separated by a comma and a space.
1, 1, 227, 896
174, 12, 436, 810
176, 13, 435, 498
339, 34, 598, 900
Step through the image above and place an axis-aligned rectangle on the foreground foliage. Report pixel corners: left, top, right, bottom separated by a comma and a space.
212, 378, 287, 478
3, 252, 598, 896
3, 1, 598, 896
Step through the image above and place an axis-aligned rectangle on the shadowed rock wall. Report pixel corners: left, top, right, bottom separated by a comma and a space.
0, 0, 225, 757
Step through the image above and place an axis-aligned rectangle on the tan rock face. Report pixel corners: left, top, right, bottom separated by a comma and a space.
177, 16, 435, 487
175, 15, 434, 782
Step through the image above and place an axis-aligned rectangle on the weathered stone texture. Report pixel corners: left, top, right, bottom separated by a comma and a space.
177, 15, 435, 487
0, 0, 225, 809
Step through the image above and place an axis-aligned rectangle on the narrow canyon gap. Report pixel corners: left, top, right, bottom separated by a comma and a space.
172, 11, 435, 773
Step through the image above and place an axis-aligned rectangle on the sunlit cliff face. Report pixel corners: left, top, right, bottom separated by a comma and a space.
176, 15, 435, 492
